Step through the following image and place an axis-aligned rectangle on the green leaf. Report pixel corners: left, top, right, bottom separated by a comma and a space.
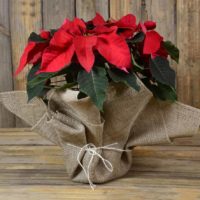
28, 32, 46, 43
27, 64, 40, 81
163, 41, 179, 63
27, 64, 76, 101
153, 82, 177, 101
27, 83, 49, 102
141, 78, 177, 101
27, 64, 51, 85
130, 32, 145, 43
28, 65, 73, 89
28, 73, 52, 89
77, 67, 108, 110
131, 53, 144, 72
107, 68, 140, 91
27, 64, 50, 101
150, 56, 176, 88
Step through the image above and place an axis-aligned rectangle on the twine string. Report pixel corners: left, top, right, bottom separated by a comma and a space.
67, 143, 130, 190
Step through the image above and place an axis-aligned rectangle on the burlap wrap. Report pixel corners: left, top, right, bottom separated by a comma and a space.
0, 80, 200, 184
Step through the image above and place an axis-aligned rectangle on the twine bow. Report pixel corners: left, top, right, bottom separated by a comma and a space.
67, 143, 130, 190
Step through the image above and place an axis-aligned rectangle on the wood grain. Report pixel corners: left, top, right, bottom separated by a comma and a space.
9, 0, 42, 127
143, 0, 177, 75
76, 0, 109, 21
10, 0, 42, 90
0, 129, 200, 199
0, 0, 15, 128
42, 0, 75, 29
144, 0, 176, 43
176, 0, 200, 108
1, 186, 200, 200
0, 0, 200, 133
110, 0, 142, 20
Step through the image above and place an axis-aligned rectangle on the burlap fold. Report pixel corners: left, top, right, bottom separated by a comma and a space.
0, 80, 200, 185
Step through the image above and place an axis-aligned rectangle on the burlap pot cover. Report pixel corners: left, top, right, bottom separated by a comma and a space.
1, 80, 200, 187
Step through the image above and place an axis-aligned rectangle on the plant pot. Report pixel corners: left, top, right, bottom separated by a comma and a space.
1, 80, 200, 188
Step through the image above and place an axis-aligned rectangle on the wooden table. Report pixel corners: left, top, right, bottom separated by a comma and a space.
0, 128, 200, 200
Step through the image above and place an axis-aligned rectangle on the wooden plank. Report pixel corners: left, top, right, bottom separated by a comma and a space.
9, 0, 42, 127
10, 0, 42, 90
0, 185, 200, 200
76, 0, 109, 21
110, 0, 142, 20
144, 0, 176, 43
176, 0, 200, 108
0, 133, 53, 146
173, 135, 200, 146
0, 145, 200, 175
0, 129, 51, 146
0, 170, 200, 187
42, 0, 75, 29
0, 128, 31, 132
0, 129, 200, 199
0, 169, 200, 187
0, 0, 15, 128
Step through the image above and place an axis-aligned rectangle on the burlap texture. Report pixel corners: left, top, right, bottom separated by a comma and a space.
0, 80, 200, 184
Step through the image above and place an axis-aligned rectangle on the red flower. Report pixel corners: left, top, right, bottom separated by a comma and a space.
144, 21, 156, 30
39, 18, 131, 73
91, 13, 105, 26
40, 30, 51, 40
113, 14, 137, 38
143, 31, 163, 54
15, 30, 51, 75
152, 42, 168, 59
138, 22, 163, 55
90, 13, 137, 39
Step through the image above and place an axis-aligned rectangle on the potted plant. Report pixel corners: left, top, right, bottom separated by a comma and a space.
1, 13, 200, 190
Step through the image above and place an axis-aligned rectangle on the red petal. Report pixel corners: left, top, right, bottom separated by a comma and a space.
40, 30, 51, 39
115, 14, 136, 29
15, 42, 36, 75
144, 21, 156, 30
96, 32, 131, 70
71, 18, 86, 35
119, 29, 135, 39
61, 18, 70, 27
74, 36, 97, 72
92, 13, 106, 26
40, 44, 74, 73
90, 25, 117, 34
152, 42, 168, 59
143, 31, 163, 54
50, 29, 73, 48
138, 22, 147, 33
60, 18, 86, 35
114, 14, 137, 38
28, 42, 49, 64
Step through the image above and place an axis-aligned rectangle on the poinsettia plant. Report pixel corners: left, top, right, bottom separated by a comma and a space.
15, 13, 179, 110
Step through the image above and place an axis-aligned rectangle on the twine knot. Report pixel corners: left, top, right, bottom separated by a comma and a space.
67, 143, 129, 190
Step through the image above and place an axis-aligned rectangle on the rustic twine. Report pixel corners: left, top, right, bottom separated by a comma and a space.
67, 143, 131, 190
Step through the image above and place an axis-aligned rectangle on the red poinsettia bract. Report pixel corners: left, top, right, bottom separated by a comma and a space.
15, 30, 51, 76
38, 18, 131, 73
90, 13, 137, 39
138, 21, 164, 56
15, 14, 169, 76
